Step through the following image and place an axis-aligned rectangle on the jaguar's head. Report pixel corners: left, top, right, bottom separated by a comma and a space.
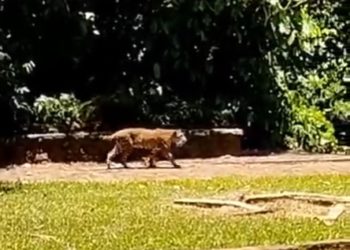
171, 129, 187, 147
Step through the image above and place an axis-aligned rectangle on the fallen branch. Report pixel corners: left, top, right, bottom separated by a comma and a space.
173, 198, 272, 213
243, 192, 350, 205
212, 239, 350, 250
29, 233, 61, 243
226, 210, 275, 216
288, 205, 346, 226
320, 204, 346, 226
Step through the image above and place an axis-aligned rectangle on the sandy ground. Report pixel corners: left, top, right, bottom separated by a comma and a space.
0, 153, 350, 182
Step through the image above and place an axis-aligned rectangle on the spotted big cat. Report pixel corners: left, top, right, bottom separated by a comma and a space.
102, 128, 187, 169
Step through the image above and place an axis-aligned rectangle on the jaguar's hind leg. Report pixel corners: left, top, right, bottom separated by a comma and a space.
106, 145, 118, 169
120, 152, 132, 168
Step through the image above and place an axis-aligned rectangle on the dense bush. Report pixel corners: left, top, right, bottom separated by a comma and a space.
267, 1, 350, 151
32, 93, 94, 132
0, 0, 349, 151
0, 48, 34, 135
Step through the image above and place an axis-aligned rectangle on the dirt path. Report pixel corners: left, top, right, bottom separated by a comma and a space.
0, 153, 350, 182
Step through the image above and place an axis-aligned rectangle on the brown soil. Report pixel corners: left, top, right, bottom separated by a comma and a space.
174, 198, 335, 219
0, 153, 350, 182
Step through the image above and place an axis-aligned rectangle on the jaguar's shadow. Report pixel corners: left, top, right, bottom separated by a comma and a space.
107, 164, 182, 170
106, 158, 182, 170
107, 148, 182, 170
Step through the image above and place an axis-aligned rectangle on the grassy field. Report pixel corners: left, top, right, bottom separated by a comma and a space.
0, 175, 349, 250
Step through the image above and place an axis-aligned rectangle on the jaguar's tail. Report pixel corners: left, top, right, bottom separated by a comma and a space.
101, 133, 116, 141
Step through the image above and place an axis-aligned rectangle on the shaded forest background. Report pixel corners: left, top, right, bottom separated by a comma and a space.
0, 0, 349, 151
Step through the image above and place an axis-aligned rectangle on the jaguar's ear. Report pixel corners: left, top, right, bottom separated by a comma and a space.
173, 129, 182, 137
171, 130, 177, 137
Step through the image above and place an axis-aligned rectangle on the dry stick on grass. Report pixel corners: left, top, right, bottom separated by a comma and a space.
243, 192, 348, 225
243, 191, 350, 205
29, 233, 61, 243
320, 204, 346, 226
173, 198, 273, 214
225, 210, 276, 217
213, 239, 350, 250
289, 204, 346, 225
29, 233, 74, 249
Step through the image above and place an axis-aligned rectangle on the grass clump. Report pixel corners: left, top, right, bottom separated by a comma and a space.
0, 175, 349, 250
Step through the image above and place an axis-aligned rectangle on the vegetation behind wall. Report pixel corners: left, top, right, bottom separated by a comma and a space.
0, 0, 349, 152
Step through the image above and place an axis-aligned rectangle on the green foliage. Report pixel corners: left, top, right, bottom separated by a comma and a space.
0, 0, 349, 150
33, 93, 92, 133
285, 106, 336, 152
267, 1, 349, 151
331, 100, 350, 121
0, 48, 34, 135
0, 175, 349, 249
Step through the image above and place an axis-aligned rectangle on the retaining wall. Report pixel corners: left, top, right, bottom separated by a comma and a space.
0, 128, 243, 166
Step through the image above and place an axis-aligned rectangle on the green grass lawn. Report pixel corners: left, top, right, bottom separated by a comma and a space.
0, 175, 349, 250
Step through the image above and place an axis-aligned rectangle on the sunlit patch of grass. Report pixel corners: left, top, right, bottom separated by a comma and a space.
0, 175, 349, 250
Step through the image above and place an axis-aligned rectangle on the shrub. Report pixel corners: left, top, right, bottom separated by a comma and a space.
32, 93, 93, 133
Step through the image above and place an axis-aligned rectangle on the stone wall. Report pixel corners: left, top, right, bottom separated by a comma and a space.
0, 128, 243, 167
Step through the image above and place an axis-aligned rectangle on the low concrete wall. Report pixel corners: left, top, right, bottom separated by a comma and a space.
0, 128, 243, 166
